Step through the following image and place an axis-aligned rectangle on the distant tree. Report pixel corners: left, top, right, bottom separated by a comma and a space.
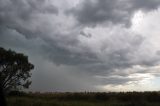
0, 47, 34, 93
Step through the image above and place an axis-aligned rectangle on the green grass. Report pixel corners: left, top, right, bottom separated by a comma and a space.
6, 92, 160, 106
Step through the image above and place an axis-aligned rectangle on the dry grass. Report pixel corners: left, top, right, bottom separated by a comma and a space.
7, 91, 160, 106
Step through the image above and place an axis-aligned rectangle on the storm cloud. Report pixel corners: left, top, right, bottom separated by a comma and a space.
70, 0, 160, 26
1, 0, 160, 91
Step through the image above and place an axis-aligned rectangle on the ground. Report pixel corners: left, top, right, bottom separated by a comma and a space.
7, 91, 160, 106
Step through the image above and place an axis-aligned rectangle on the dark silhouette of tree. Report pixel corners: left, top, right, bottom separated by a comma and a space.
0, 47, 34, 93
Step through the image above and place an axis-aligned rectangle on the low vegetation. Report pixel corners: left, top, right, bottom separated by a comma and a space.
7, 91, 160, 106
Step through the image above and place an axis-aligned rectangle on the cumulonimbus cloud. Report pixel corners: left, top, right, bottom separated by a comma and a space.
1, 0, 160, 91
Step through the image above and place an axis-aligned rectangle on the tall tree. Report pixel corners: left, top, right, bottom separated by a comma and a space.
0, 47, 34, 93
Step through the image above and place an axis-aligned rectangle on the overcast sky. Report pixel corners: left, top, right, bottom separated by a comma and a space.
1, 0, 160, 92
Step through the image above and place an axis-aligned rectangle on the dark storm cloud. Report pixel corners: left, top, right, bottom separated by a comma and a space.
0, 25, 99, 66
1, 0, 160, 91
0, 0, 99, 66
69, 0, 131, 26
41, 42, 99, 66
70, 0, 160, 26
0, 0, 159, 67
0, 0, 58, 38
0, 0, 58, 17
0, 0, 95, 65
131, 0, 160, 11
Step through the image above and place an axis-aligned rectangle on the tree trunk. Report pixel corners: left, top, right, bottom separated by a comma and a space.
0, 83, 6, 106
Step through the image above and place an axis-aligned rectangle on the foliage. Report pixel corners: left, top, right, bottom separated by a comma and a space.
0, 47, 34, 93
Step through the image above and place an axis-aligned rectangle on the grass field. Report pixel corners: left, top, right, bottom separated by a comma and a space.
7, 91, 160, 106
